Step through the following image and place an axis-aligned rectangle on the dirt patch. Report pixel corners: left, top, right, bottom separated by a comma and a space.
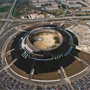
6, 39, 13, 52
6, 55, 12, 64
66, 24, 90, 53
32, 71, 59, 80
78, 50, 90, 65
71, 49, 90, 65
64, 59, 87, 77
6, 39, 14, 64
10, 64, 29, 78
33, 32, 59, 49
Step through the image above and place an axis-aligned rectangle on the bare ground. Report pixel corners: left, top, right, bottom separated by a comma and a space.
32, 71, 60, 80
64, 59, 87, 77
34, 33, 58, 49
10, 65, 29, 78
78, 50, 90, 65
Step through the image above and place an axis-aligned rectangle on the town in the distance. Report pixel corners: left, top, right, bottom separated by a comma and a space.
0, 0, 90, 90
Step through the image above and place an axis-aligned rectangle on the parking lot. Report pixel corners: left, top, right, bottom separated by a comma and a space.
1, 68, 90, 90
0, 28, 18, 52
0, 26, 90, 90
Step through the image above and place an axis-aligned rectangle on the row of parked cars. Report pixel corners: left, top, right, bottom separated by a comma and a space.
71, 73, 90, 90
0, 70, 70, 90
30, 73, 90, 90
0, 70, 31, 90
0, 60, 3, 70
1, 69, 90, 90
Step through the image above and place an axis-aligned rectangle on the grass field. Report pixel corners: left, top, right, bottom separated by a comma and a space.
12, 0, 29, 18
13, 11, 22, 18
18, 0, 29, 4
0, 6, 10, 13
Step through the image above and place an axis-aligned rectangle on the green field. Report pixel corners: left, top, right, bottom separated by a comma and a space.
0, 6, 10, 13
12, 0, 29, 18
13, 11, 22, 18
0, 0, 14, 5
53, 36, 60, 44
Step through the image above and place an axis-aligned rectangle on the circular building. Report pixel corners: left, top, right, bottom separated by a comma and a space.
19, 27, 75, 61
10, 25, 78, 76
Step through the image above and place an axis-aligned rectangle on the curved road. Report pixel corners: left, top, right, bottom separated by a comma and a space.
0, 0, 17, 35
0, 27, 90, 88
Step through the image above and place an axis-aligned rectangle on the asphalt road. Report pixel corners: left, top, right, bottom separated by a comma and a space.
0, 15, 90, 23
0, 0, 17, 35
0, 27, 90, 90
0, 27, 89, 87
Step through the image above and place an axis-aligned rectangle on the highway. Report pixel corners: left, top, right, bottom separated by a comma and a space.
0, 0, 17, 35
7, 0, 17, 19
0, 15, 90, 23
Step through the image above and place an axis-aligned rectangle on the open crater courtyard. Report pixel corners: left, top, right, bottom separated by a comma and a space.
32, 31, 60, 49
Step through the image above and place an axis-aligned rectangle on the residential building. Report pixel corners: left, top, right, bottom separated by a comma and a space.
38, 0, 49, 2
81, 7, 90, 11
51, 2, 58, 6
61, 1, 68, 5
45, 6, 59, 10
32, 0, 37, 3
33, 2, 45, 7
68, 4, 82, 8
